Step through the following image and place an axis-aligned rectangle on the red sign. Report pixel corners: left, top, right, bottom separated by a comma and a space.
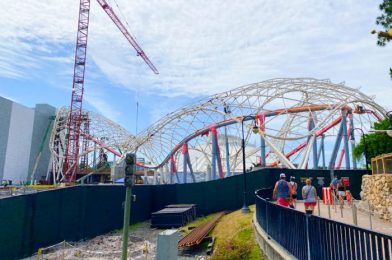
342, 177, 350, 187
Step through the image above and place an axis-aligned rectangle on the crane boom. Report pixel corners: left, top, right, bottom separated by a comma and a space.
64, 0, 158, 182
63, 0, 91, 182
96, 0, 159, 74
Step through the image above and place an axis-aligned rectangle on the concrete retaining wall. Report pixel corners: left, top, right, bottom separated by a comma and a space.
253, 214, 296, 260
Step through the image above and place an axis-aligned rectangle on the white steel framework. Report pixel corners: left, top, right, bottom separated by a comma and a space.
49, 78, 386, 183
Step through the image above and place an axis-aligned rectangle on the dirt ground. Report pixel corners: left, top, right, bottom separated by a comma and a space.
30, 222, 162, 260
28, 221, 206, 260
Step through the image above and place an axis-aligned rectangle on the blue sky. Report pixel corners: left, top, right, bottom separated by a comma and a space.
0, 0, 391, 134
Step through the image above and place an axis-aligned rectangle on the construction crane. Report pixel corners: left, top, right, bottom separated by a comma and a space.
63, 0, 158, 182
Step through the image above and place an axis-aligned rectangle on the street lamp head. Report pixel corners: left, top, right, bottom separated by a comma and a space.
349, 132, 355, 144
252, 119, 259, 134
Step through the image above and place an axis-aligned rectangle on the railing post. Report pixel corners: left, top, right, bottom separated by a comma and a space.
317, 197, 321, 217
352, 203, 358, 226
368, 201, 373, 230
305, 214, 311, 260
328, 201, 331, 219
340, 204, 344, 218
266, 198, 269, 237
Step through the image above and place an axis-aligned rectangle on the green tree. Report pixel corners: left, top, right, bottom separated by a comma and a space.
375, 0, 392, 46
374, 0, 392, 78
353, 119, 392, 163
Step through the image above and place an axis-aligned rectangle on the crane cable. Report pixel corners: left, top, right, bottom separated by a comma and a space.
110, 0, 139, 43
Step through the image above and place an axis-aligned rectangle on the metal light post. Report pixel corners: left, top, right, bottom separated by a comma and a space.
240, 115, 259, 213
350, 128, 369, 171
241, 117, 250, 213
122, 153, 136, 260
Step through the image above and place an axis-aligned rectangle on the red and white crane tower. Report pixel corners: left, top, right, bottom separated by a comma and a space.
63, 0, 158, 182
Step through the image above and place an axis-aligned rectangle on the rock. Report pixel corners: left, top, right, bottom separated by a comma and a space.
360, 174, 392, 221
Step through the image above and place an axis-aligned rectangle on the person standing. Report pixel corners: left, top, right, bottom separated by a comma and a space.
273, 173, 291, 207
330, 176, 339, 203
337, 178, 347, 208
289, 176, 298, 208
302, 178, 317, 214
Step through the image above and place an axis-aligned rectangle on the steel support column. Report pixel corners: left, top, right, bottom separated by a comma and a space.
182, 144, 188, 183
170, 155, 177, 184
164, 164, 169, 184
206, 164, 211, 181
182, 143, 196, 183
309, 116, 318, 169
215, 137, 224, 178
257, 112, 266, 167
224, 125, 231, 177
342, 111, 351, 169
169, 161, 173, 184
328, 116, 344, 169
211, 130, 217, 180
321, 134, 326, 169
143, 169, 148, 184
349, 112, 357, 169
93, 142, 97, 169
210, 125, 224, 180
186, 155, 196, 183
316, 137, 322, 167
260, 137, 266, 167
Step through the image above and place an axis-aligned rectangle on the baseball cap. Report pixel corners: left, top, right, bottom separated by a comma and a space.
290, 176, 295, 180
280, 173, 286, 178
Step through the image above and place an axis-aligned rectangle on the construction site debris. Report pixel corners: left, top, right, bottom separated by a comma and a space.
30, 222, 161, 260
178, 212, 225, 248
151, 205, 197, 228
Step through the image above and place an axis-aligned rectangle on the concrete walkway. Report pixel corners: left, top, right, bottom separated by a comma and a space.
292, 200, 392, 235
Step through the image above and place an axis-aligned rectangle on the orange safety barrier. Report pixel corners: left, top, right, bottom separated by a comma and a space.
345, 190, 352, 205
322, 187, 333, 205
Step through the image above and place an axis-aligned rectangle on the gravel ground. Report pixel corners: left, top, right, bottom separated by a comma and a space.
29, 222, 162, 260
27, 221, 206, 260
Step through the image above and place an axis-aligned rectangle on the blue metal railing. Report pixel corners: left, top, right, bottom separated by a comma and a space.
255, 189, 392, 260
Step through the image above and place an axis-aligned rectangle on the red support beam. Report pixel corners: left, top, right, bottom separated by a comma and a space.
270, 115, 343, 167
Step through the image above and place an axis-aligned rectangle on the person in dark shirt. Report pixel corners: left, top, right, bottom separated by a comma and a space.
273, 173, 292, 207
289, 176, 298, 208
330, 176, 338, 195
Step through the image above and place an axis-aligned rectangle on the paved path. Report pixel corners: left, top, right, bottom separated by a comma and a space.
293, 200, 392, 235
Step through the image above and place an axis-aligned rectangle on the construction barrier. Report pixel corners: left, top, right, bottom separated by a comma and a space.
0, 168, 368, 260
322, 187, 333, 205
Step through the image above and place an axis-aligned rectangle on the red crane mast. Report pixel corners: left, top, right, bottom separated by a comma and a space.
63, 0, 158, 182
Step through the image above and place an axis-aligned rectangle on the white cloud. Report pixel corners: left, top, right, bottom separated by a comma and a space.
84, 93, 121, 122
0, 0, 391, 111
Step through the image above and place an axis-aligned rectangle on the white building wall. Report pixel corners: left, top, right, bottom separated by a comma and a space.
2, 102, 35, 184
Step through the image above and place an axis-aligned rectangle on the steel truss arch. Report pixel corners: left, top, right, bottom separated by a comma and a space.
133, 78, 385, 172
50, 78, 386, 182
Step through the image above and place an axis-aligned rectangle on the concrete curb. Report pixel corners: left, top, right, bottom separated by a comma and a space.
252, 214, 297, 260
